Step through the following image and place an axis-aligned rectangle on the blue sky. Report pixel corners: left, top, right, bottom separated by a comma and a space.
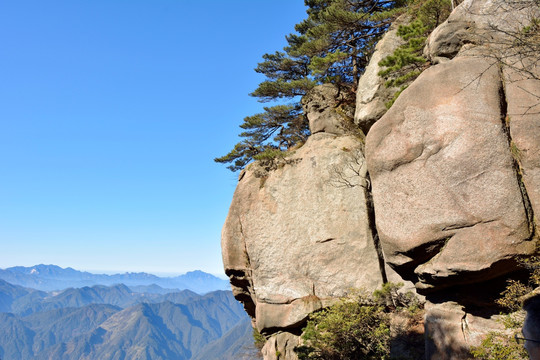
0, 1, 307, 276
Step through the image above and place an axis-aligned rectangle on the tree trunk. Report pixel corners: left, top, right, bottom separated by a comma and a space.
352, 55, 359, 91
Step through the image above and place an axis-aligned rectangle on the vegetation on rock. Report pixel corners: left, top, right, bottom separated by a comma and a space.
498, 251, 540, 312
214, 104, 309, 172
470, 330, 528, 360
253, 328, 266, 357
470, 253, 540, 360
483, 1, 540, 86
216, 0, 409, 172
378, 0, 453, 107
294, 283, 423, 360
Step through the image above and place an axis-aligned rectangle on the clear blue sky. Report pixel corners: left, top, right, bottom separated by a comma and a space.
0, 1, 307, 276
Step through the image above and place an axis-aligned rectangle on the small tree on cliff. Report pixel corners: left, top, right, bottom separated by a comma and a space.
378, 0, 454, 107
214, 105, 309, 172
215, 0, 408, 172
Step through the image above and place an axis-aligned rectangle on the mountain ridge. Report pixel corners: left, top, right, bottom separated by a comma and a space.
0, 264, 229, 293
0, 278, 254, 360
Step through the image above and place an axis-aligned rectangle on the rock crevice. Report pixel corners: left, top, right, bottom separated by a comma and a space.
221, 1, 540, 359
499, 64, 537, 238
366, 172, 388, 284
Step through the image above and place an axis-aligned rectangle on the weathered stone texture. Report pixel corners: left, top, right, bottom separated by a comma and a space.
426, 0, 540, 61
301, 84, 351, 135
364, 1, 540, 358
261, 332, 300, 360
222, 1, 540, 359
354, 17, 407, 132
504, 61, 540, 220
365, 55, 536, 291
424, 300, 513, 360
222, 133, 386, 335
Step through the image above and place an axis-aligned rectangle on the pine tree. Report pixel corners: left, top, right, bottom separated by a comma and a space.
249, 51, 316, 101
292, 0, 408, 90
216, 0, 408, 172
377, 0, 452, 108
214, 105, 309, 172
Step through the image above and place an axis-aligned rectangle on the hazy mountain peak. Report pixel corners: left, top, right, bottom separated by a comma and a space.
0, 264, 229, 293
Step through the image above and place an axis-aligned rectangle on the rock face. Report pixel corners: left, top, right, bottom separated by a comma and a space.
367, 0, 540, 292
366, 55, 535, 291
222, 1, 539, 359
222, 132, 384, 328
423, 299, 513, 360
261, 332, 300, 360
505, 61, 540, 221
425, 0, 540, 61
365, 0, 540, 358
301, 83, 352, 135
354, 17, 407, 132
222, 133, 385, 360
222, 86, 391, 360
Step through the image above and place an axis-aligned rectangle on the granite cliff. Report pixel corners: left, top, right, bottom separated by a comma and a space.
222, 0, 540, 359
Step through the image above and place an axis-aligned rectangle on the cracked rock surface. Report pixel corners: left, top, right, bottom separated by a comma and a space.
504, 61, 540, 218
221, 1, 539, 359
365, 57, 535, 291
366, 0, 539, 294
222, 133, 388, 335
365, 3, 539, 357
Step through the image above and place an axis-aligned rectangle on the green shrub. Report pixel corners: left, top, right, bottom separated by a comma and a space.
497, 280, 531, 312
470, 331, 528, 360
253, 328, 266, 351
417, 0, 452, 29
372, 282, 421, 313
296, 296, 391, 360
378, 20, 428, 88
295, 284, 423, 360
497, 247, 540, 312
253, 148, 287, 162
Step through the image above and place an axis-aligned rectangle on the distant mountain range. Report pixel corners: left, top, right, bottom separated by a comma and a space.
0, 274, 257, 360
0, 264, 229, 293
0, 279, 209, 317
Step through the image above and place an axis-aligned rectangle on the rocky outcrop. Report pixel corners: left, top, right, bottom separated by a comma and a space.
354, 17, 407, 132
301, 84, 352, 135
222, 1, 539, 359
425, 0, 540, 61
365, 0, 539, 358
261, 332, 300, 360
424, 299, 513, 360
222, 132, 384, 332
365, 55, 536, 292
222, 85, 397, 359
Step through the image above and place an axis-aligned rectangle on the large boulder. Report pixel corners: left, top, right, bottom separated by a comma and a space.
366, 1, 540, 358
301, 84, 352, 135
222, 133, 386, 337
261, 332, 300, 360
354, 17, 407, 132
365, 54, 537, 292
504, 60, 540, 221
425, 0, 540, 61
